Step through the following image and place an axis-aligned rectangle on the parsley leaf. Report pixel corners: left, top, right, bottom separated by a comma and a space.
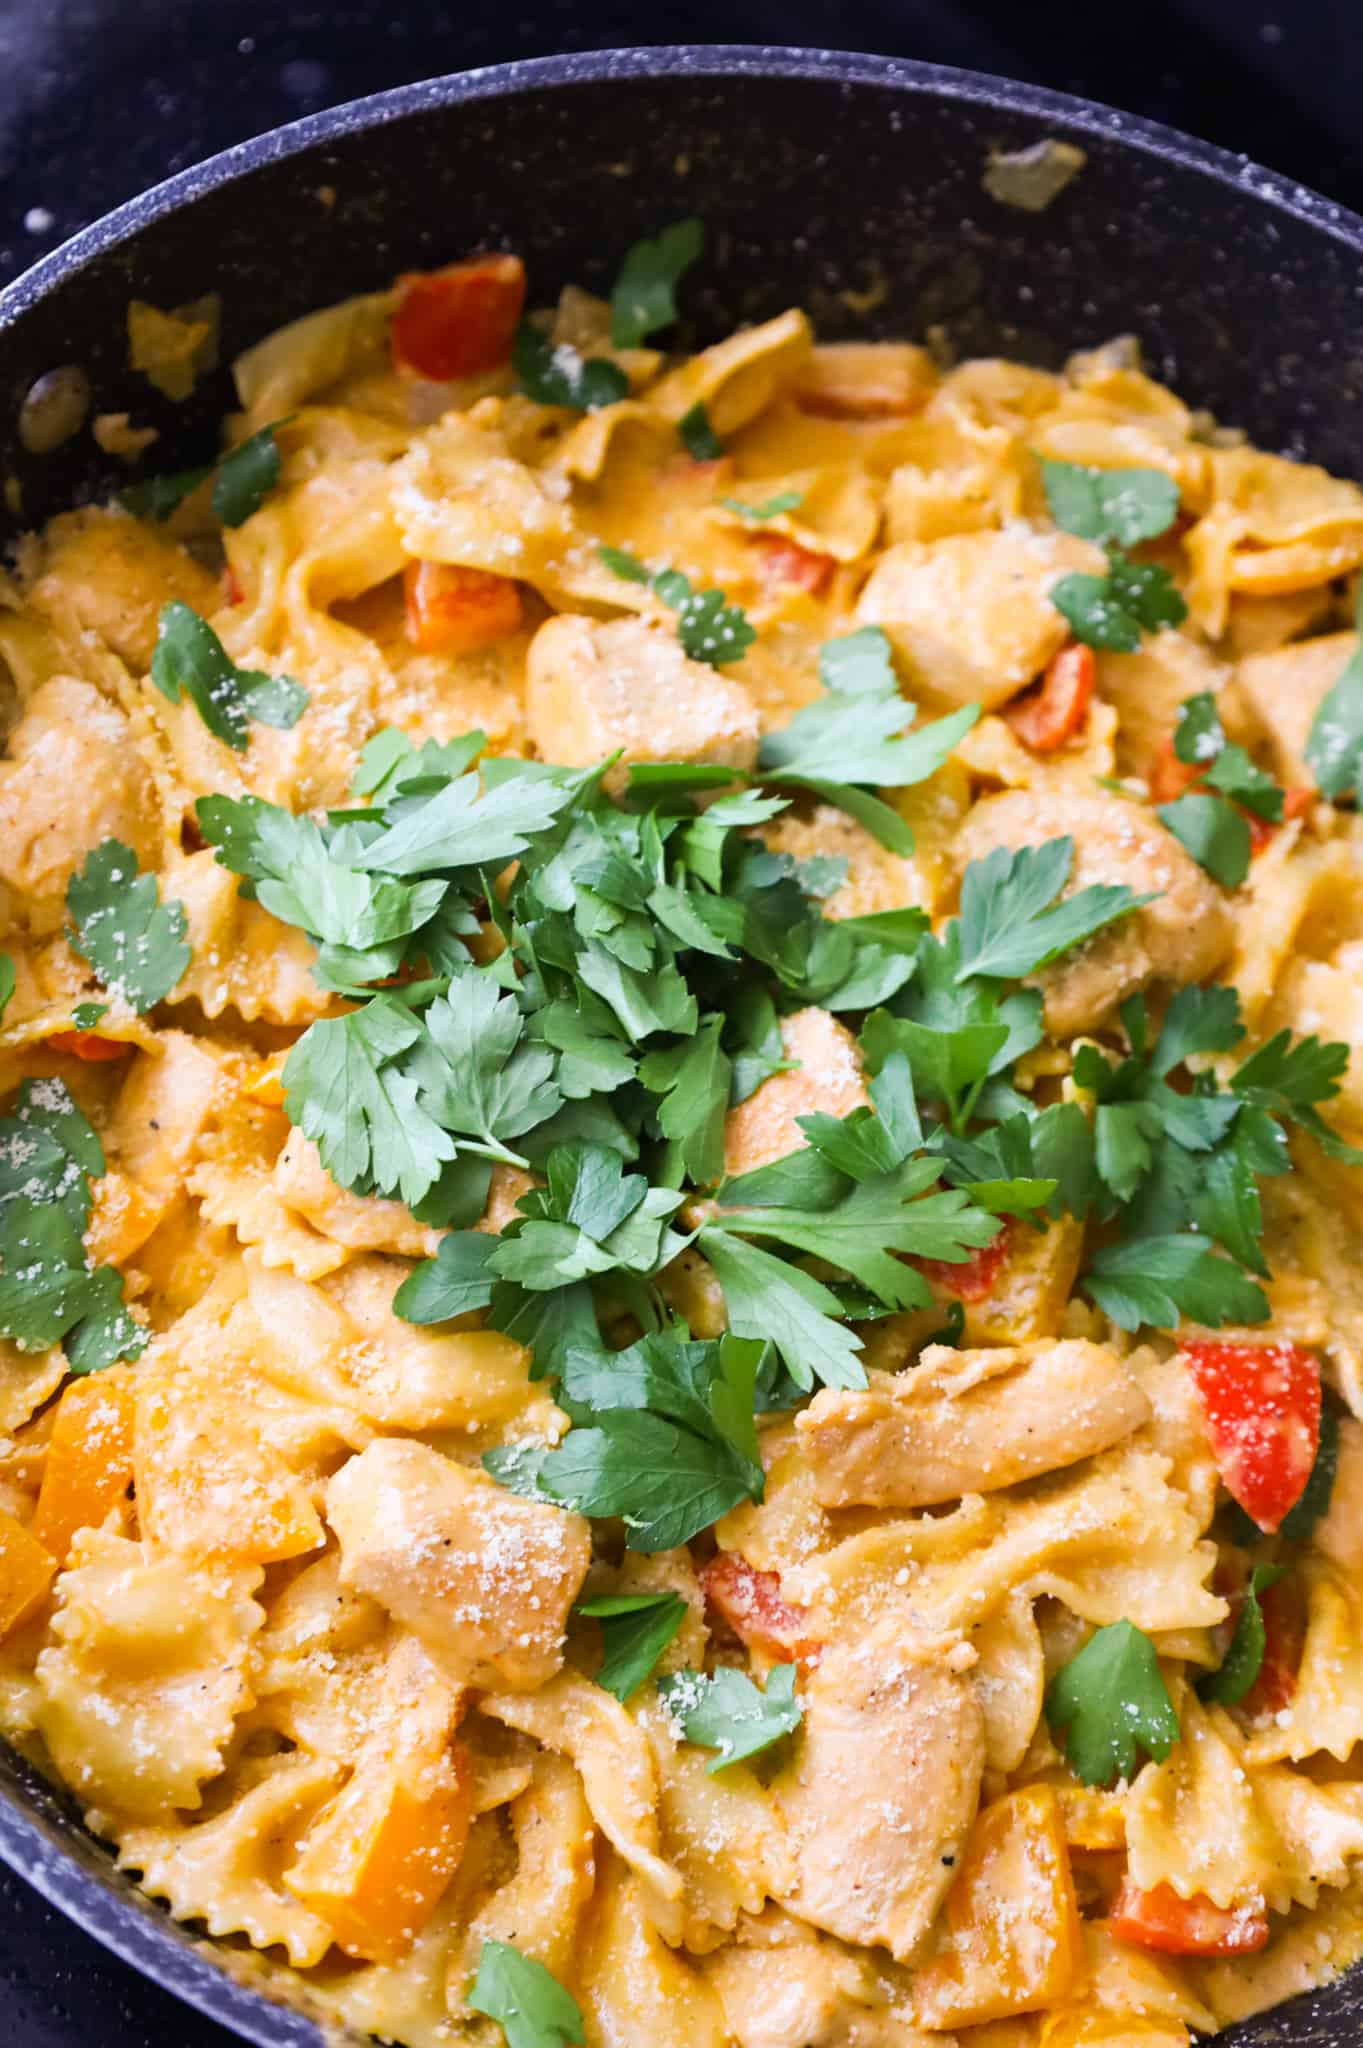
722, 490, 804, 521
678, 400, 724, 460
1046, 1620, 1180, 1786
151, 602, 308, 751
598, 547, 755, 667
393, 1231, 497, 1324
1038, 459, 1181, 547
407, 973, 561, 1164
1083, 1232, 1269, 1332
283, 998, 456, 1207
1305, 581, 1363, 800
1233, 1030, 1363, 1163
1157, 790, 1252, 888
1041, 458, 1187, 652
953, 836, 1147, 981
512, 322, 629, 411
467, 1941, 585, 2048
0, 1082, 144, 1366
758, 628, 978, 853
610, 218, 704, 347
66, 840, 190, 1013
1199, 1564, 1284, 1708
658, 1663, 802, 1771
1280, 1403, 1339, 1541
212, 420, 285, 526
577, 1591, 688, 1701
639, 1015, 731, 1187
505, 1330, 765, 1549
698, 1228, 865, 1391
121, 464, 211, 521
352, 769, 577, 876
0, 954, 14, 1025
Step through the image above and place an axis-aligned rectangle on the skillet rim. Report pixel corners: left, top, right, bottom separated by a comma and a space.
2, 40, 1363, 2048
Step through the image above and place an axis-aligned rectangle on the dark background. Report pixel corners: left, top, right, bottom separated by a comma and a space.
3, 3, 1363, 2043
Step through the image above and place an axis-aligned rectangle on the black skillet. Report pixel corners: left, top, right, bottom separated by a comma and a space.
0, 43, 1359, 2048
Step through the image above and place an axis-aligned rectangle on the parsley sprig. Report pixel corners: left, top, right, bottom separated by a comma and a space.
151, 602, 308, 751
1157, 692, 1285, 888
599, 544, 755, 666
609, 218, 704, 347
468, 1941, 584, 2048
658, 1662, 803, 1770
0, 1080, 146, 1368
1305, 580, 1363, 802
1046, 1620, 1180, 1786
1040, 457, 1188, 650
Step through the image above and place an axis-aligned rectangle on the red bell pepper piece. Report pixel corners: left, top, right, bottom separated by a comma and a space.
1182, 1339, 1321, 1533
391, 254, 526, 382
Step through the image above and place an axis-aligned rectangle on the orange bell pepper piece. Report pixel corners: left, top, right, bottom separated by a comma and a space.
915, 1785, 1083, 2026
391, 253, 526, 381
1003, 644, 1095, 754
32, 1370, 137, 1567
44, 1031, 130, 1063
1110, 1878, 1268, 1956
286, 1643, 472, 1963
0, 1509, 57, 1639
700, 1552, 822, 1669
403, 560, 523, 656
751, 533, 836, 598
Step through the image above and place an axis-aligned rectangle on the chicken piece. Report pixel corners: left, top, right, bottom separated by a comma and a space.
325, 1439, 590, 1690
30, 506, 219, 671
957, 787, 1233, 1037
0, 676, 160, 934
273, 1127, 442, 1259
706, 1916, 933, 2047
1094, 631, 1230, 779
108, 1033, 227, 1195
1234, 631, 1352, 786
796, 1341, 1151, 1508
854, 528, 1105, 711
775, 1621, 984, 1962
723, 1007, 868, 1180
524, 614, 759, 795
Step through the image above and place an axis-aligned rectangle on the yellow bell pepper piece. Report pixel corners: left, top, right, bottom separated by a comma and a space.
32, 1370, 137, 1566
0, 1509, 57, 1639
915, 1785, 1083, 2027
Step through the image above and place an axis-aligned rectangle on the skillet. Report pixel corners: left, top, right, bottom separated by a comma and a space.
0, 43, 1361, 2046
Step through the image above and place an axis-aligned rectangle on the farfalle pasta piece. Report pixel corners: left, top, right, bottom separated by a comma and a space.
249, 1255, 539, 1432
1194, 1873, 1363, 2028
1126, 1691, 1275, 1914
0, 676, 162, 937
972, 1593, 1047, 1775
27, 506, 220, 672
162, 853, 331, 1023
247, 1550, 390, 1762
482, 1669, 683, 1913
35, 1526, 263, 1821
576, 1858, 731, 2048
115, 1753, 341, 1966
1186, 447, 1363, 635
465, 1751, 596, 1979
1245, 1562, 1363, 1766
704, 1908, 924, 2048
391, 407, 574, 590
647, 309, 812, 440
787, 1447, 1223, 1642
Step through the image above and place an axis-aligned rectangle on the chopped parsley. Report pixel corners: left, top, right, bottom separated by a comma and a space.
467, 1941, 584, 2048
512, 322, 629, 412
576, 1591, 688, 1701
1305, 580, 1363, 802
122, 418, 287, 527
1040, 456, 1188, 650
658, 1662, 803, 1770
723, 490, 804, 521
66, 839, 190, 1013
609, 217, 704, 347
1046, 1620, 1180, 1786
212, 420, 285, 526
599, 545, 755, 666
1198, 1564, 1284, 1708
678, 401, 724, 460
151, 602, 308, 752
1156, 692, 1285, 888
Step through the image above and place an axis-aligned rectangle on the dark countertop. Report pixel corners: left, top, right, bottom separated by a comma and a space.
3, 6, 1363, 2045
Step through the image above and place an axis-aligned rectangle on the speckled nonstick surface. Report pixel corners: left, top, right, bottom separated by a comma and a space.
0, 45, 1360, 2046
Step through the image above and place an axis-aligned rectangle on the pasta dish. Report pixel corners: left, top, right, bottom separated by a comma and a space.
4, 227, 1363, 2046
